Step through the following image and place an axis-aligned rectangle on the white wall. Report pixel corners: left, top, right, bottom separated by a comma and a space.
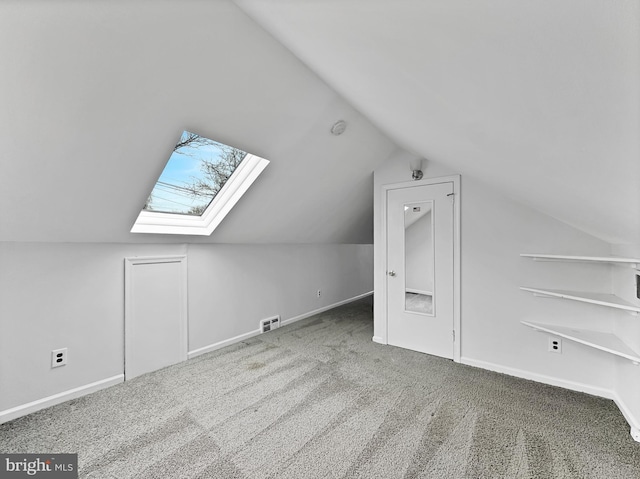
0, 242, 186, 412
374, 151, 615, 396
0, 241, 373, 418
188, 244, 373, 353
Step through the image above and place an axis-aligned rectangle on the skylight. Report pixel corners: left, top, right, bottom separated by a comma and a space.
131, 131, 269, 236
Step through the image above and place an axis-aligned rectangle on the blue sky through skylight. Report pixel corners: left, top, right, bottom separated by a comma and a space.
144, 131, 248, 216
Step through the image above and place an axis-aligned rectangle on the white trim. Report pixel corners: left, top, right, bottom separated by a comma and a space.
123, 255, 187, 265
453, 176, 461, 363
131, 154, 269, 236
0, 375, 124, 424
372, 336, 386, 344
520, 287, 640, 314
611, 391, 640, 443
406, 288, 432, 296
460, 357, 613, 398
521, 254, 640, 269
188, 329, 262, 359
124, 255, 188, 380
379, 175, 461, 361
281, 291, 373, 327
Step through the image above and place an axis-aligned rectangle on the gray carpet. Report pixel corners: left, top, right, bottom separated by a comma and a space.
405, 292, 433, 314
1, 298, 639, 478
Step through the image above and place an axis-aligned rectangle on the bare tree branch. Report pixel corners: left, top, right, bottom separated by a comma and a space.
186, 144, 246, 200
173, 132, 215, 153
144, 132, 247, 213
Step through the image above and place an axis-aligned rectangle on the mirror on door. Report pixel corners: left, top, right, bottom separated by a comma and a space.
404, 201, 434, 315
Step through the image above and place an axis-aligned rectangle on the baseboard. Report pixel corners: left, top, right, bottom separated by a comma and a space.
610, 391, 640, 443
281, 291, 373, 327
188, 329, 262, 359
0, 374, 124, 425
459, 357, 640, 443
372, 336, 386, 344
189, 292, 373, 359
460, 357, 614, 399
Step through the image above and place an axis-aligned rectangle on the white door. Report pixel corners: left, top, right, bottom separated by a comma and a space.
124, 256, 188, 379
387, 182, 454, 358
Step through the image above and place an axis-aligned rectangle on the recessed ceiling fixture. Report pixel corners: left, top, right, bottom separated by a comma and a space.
330, 120, 347, 136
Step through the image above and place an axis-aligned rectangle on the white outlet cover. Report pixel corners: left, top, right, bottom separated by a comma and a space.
51, 348, 68, 368
548, 337, 562, 354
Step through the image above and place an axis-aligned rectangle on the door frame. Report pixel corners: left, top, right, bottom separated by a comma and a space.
124, 255, 188, 379
377, 175, 461, 362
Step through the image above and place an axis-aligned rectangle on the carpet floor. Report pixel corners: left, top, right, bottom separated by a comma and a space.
405, 292, 433, 314
1, 298, 639, 478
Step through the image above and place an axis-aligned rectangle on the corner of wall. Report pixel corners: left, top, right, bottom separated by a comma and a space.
611, 243, 640, 441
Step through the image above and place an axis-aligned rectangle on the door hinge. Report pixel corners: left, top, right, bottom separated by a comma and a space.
453, 330, 456, 342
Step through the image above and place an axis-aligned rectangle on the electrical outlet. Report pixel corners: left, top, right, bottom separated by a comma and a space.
317, 289, 321, 298
52, 348, 68, 368
548, 337, 562, 354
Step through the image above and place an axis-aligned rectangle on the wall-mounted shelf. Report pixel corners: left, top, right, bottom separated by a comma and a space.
521, 254, 640, 269
521, 252, 640, 440
521, 320, 640, 364
520, 287, 640, 315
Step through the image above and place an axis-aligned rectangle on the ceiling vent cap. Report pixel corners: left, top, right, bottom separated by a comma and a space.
330, 120, 347, 136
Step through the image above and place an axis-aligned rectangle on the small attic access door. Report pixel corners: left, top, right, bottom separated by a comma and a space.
124, 256, 188, 379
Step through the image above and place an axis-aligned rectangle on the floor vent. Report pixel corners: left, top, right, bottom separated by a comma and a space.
260, 316, 280, 333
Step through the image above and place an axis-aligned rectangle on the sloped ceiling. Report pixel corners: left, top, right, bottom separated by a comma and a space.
1, 1, 638, 246
0, 1, 396, 243
236, 0, 640, 245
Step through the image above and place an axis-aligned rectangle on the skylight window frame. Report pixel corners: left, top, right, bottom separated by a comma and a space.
131, 153, 269, 236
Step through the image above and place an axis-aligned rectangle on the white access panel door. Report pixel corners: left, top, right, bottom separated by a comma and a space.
387, 182, 454, 359
125, 256, 187, 380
